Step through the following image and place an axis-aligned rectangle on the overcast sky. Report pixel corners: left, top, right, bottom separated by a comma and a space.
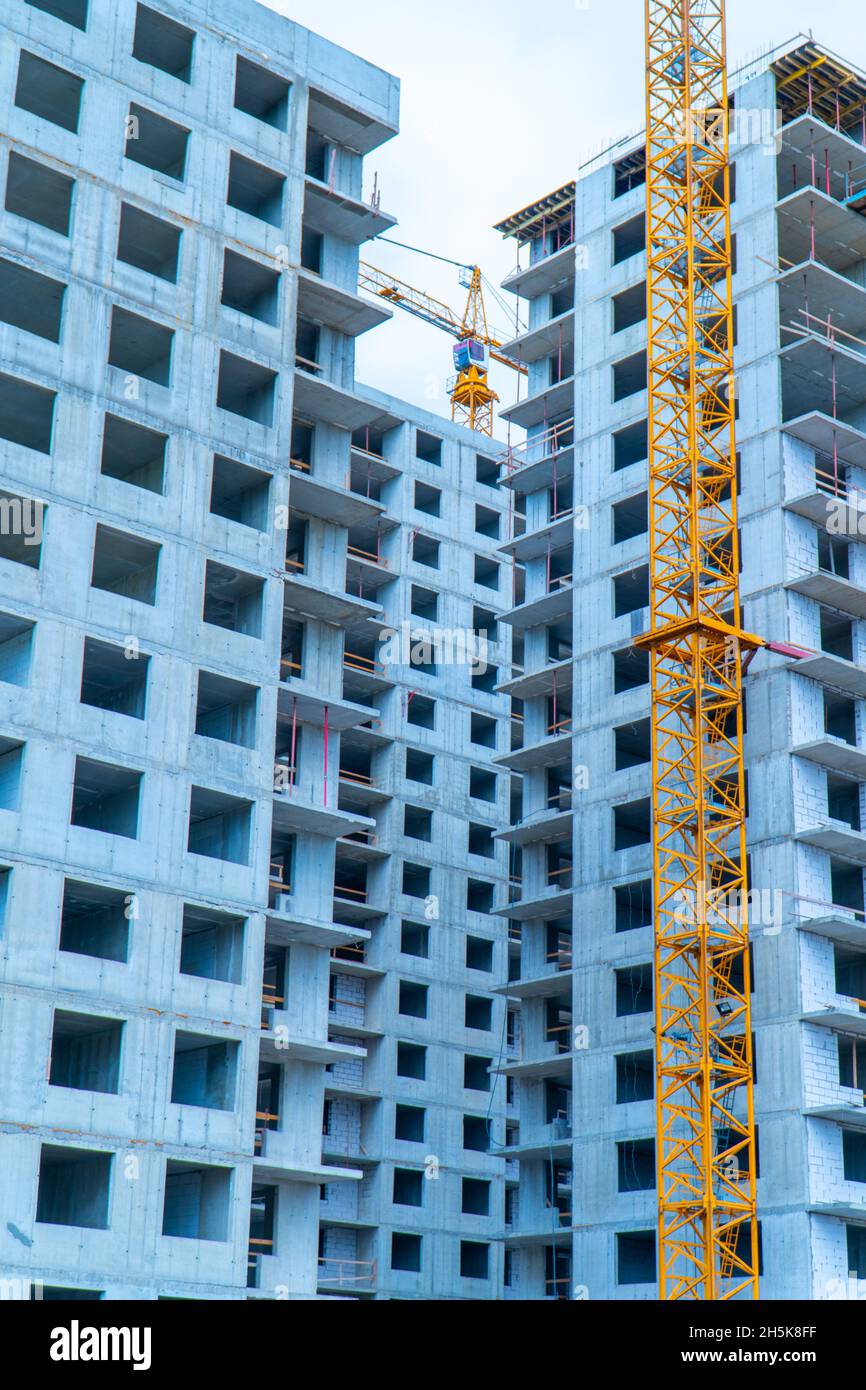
266, 0, 865, 436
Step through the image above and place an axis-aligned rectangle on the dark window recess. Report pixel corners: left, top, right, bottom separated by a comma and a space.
613, 492, 648, 544
617, 1138, 656, 1192
613, 351, 647, 402
27, 0, 89, 29
613, 419, 648, 472
170, 1032, 238, 1111
615, 879, 653, 933
221, 250, 280, 325
613, 645, 649, 693
397, 1042, 426, 1079
614, 798, 652, 850
613, 214, 645, 264
460, 1241, 489, 1280
613, 566, 650, 618
91, 525, 160, 605
464, 1054, 492, 1092
60, 879, 130, 963
36, 1146, 111, 1229
49, 1011, 123, 1094
395, 1105, 425, 1143
465, 995, 493, 1031
0, 373, 56, 454
81, 638, 149, 719
101, 414, 167, 494
70, 757, 142, 839
615, 718, 652, 771
407, 695, 435, 730
125, 104, 190, 181
405, 748, 434, 785
391, 1233, 422, 1272
210, 455, 270, 529
616, 1050, 654, 1104
195, 670, 258, 749
400, 921, 429, 958
202, 561, 264, 637
393, 1168, 424, 1207
614, 149, 646, 198
617, 1231, 656, 1285
416, 431, 442, 465
5, 152, 74, 235
132, 4, 195, 81
613, 282, 647, 334
616, 963, 653, 1016
162, 1161, 231, 1241
466, 936, 494, 972
216, 352, 277, 427
462, 1178, 490, 1216
467, 879, 494, 914
234, 57, 290, 129
15, 51, 83, 133
398, 981, 428, 1020
108, 307, 173, 387
180, 906, 245, 984
187, 787, 252, 866
402, 863, 431, 899
463, 1115, 489, 1152
227, 152, 285, 226
117, 204, 181, 283
0, 259, 66, 342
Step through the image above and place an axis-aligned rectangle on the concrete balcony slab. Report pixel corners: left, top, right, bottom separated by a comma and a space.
785, 569, 866, 619
784, 409, 866, 469
288, 469, 384, 527
304, 176, 397, 244
794, 736, 866, 779
500, 376, 575, 430
501, 243, 576, 300
497, 808, 573, 847
500, 514, 574, 562
503, 584, 573, 631
797, 913, 866, 947
790, 652, 866, 698
500, 309, 575, 365
497, 659, 573, 701
495, 731, 572, 773
283, 572, 382, 624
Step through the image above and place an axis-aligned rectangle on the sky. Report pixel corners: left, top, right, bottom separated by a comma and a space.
265, 0, 866, 436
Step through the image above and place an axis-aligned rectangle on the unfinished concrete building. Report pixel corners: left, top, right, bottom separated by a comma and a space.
494, 37, 866, 1300
0, 0, 510, 1300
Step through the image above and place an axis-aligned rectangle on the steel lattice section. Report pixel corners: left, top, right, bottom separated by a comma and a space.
640, 0, 760, 1301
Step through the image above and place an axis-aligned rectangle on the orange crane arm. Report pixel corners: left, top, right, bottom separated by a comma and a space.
358, 262, 528, 375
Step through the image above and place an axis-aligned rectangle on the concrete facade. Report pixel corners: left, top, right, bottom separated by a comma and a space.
0, 0, 509, 1301
494, 39, 866, 1301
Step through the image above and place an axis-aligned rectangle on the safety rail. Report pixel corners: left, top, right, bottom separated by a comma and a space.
499, 417, 575, 475
317, 1257, 377, 1289
343, 651, 387, 676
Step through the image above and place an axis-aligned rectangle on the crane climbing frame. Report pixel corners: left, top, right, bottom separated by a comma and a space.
638, 0, 761, 1300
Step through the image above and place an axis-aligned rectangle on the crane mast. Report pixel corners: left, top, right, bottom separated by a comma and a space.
641, 0, 760, 1299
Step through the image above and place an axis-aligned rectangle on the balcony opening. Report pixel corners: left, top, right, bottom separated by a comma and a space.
831, 860, 865, 916
227, 152, 285, 226
222, 250, 280, 325
820, 609, 853, 661
0, 258, 66, 342
171, 1031, 239, 1110
400, 921, 429, 959
180, 905, 245, 985
614, 419, 648, 472
397, 1041, 426, 1079
616, 1049, 654, 1103
849, 1226, 866, 1279
305, 130, 331, 181
132, 4, 195, 81
0, 372, 56, 453
81, 637, 149, 719
195, 670, 258, 749
613, 351, 647, 402
614, 718, 652, 771
615, 879, 653, 933
469, 822, 495, 858
617, 1138, 656, 1192
416, 430, 442, 465
819, 531, 850, 579
614, 148, 646, 199
826, 691, 858, 745
188, 786, 252, 866
473, 606, 498, 641
617, 1231, 656, 1286
414, 481, 441, 517
0, 738, 23, 813
836, 945, 866, 1001
392, 1233, 422, 1272
91, 525, 160, 605
15, 51, 83, 133
60, 879, 130, 963
613, 213, 645, 265
828, 774, 860, 831
234, 55, 290, 129
71, 757, 141, 838
202, 561, 264, 637
465, 994, 493, 1031
613, 491, 649, 544
36, 1145, 111, 1229
467, 879, 494, 915
395, 1104, 425, 1143
5, 152, 73, 235
474, 555, 500, 591
295, 318, 321, 374
27, 0, 89, 27
410, 586, 438, 624
216, 351, 277, 427
463, 1115, 489, 1152
401, 752, 432, 792
407, 695, 435, 730
462, 1178, 490, 1216
117, 203, 181, 282
616, 963, 653, 1016
125, 104, 190, 180
613, 282, 647, 334
162, 1161, 231, 1240
460, 1241, 489, 1280
301, 227, 323, 275
471, 713, 497, 749
399, 981, 428, 1019
0, 491, 44, 569
613, 565, 650, 619
108, 306, 173, 385
393, 1168, 424, 1207
464, 1054, 492, 1092
614, 798, 652, 851
839, 1036, 866, 1091
49, 1011, 123, 1094
101, 414, 166, 493
613, 645, 649, 693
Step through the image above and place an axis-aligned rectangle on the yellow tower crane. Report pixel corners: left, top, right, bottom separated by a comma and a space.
359, 256, 527, 436
638, 0, 761, 1299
